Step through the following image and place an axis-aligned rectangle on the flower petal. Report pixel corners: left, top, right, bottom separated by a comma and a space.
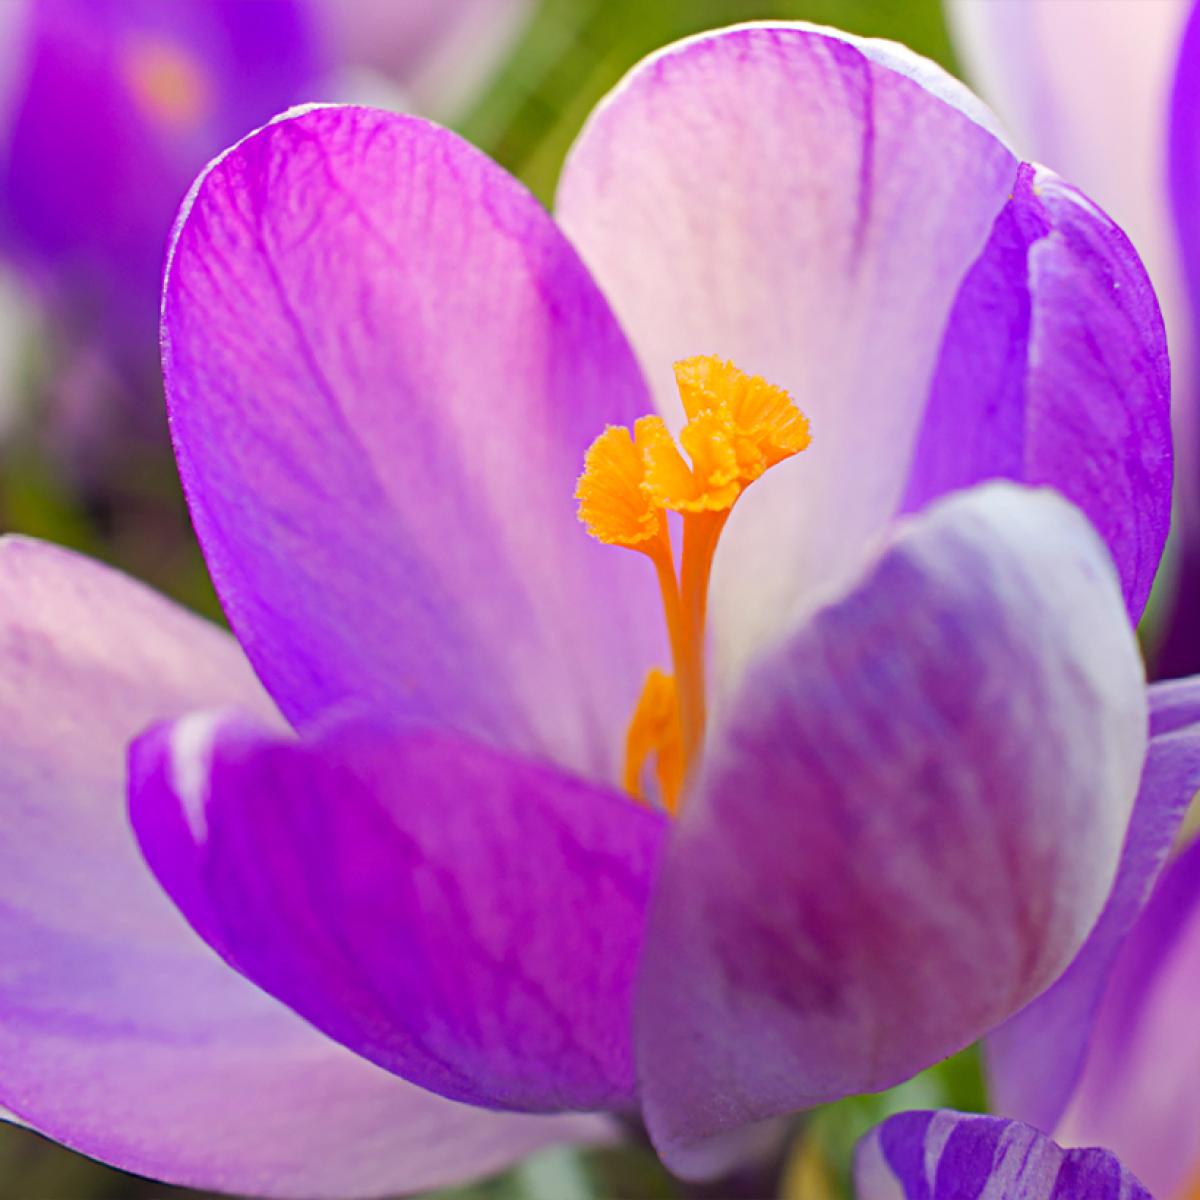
856, 1110, 1152, 1200
556, 23, 1019, 688
636, 484, 1146, 1175
0, 536, 608, 1197
130, 714, 667, 1113
985, 676, 1200, 1135
901, 163, 1171, 622
162, 104, 659, 777
1055, 830, 1200, 1197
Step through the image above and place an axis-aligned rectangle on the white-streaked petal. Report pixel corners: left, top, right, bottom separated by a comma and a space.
556, 22, 1019, 694
636, 484, 1146, 1174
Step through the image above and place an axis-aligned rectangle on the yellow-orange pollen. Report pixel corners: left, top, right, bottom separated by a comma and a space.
575, 356, 811, 813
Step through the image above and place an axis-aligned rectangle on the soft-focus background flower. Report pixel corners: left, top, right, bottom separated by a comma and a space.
0, 2, 1154, 1199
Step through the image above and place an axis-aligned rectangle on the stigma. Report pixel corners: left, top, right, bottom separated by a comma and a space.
575, 356, 811, 812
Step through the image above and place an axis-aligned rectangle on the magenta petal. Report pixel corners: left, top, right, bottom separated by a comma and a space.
636, 484, 1146, 1176
857, 1110, 1152, 1200
986, 676, 1200, 1133
0, 537, 605, 1198
163, 105, 658, 776
130, 715, 667, 1112
902, 163, 1171, 622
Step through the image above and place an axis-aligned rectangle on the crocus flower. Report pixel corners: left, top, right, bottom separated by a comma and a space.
945, 1, 1200, 674
0, 0, 525, 461
856, 1110, 1153, 1199
0, 21, 1177, 1194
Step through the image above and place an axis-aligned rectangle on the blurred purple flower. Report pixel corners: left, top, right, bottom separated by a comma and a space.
856, 1110, 1153, 1200
983, 681, 1200, 1200
0, 21, 1179, 1195
946, 1, 1200, 675
0, 0, 526, 462
1055, 826, 1200, 1200
0, 1, 322, 451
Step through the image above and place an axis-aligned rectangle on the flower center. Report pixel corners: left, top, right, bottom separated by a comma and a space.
575, 356, 811, 812
122, 33, 214, 131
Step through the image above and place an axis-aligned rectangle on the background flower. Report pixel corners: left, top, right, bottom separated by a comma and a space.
981, 677, 1200, 1198
1055, 829, 1200, 1199
856, 1110, 1153, 1199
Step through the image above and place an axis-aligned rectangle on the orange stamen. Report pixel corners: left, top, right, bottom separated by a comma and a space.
623, 669, 684, 813
576, 356, 811, 812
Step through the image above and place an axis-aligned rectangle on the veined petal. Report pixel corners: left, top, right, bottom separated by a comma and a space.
856, 1110, 1152, 1200
130, 715, 667, 1113
636, 484, 1146, 1175
986, 676, 1200, 1134
556, 23, 1019, 690
1056, 832, 1200, 1198
902, 163, 1170, 622
0, 537, 608, 1198
163, 105, 659, 778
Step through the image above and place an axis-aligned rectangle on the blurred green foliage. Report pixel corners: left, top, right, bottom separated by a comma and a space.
0, 1, 970, 1197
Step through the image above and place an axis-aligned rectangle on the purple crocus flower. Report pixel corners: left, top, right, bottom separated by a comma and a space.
0, 0, 525, 460
946, 1, 1200, 675
856, 1110, 1154, 1199
0, 21, 1177, 1195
